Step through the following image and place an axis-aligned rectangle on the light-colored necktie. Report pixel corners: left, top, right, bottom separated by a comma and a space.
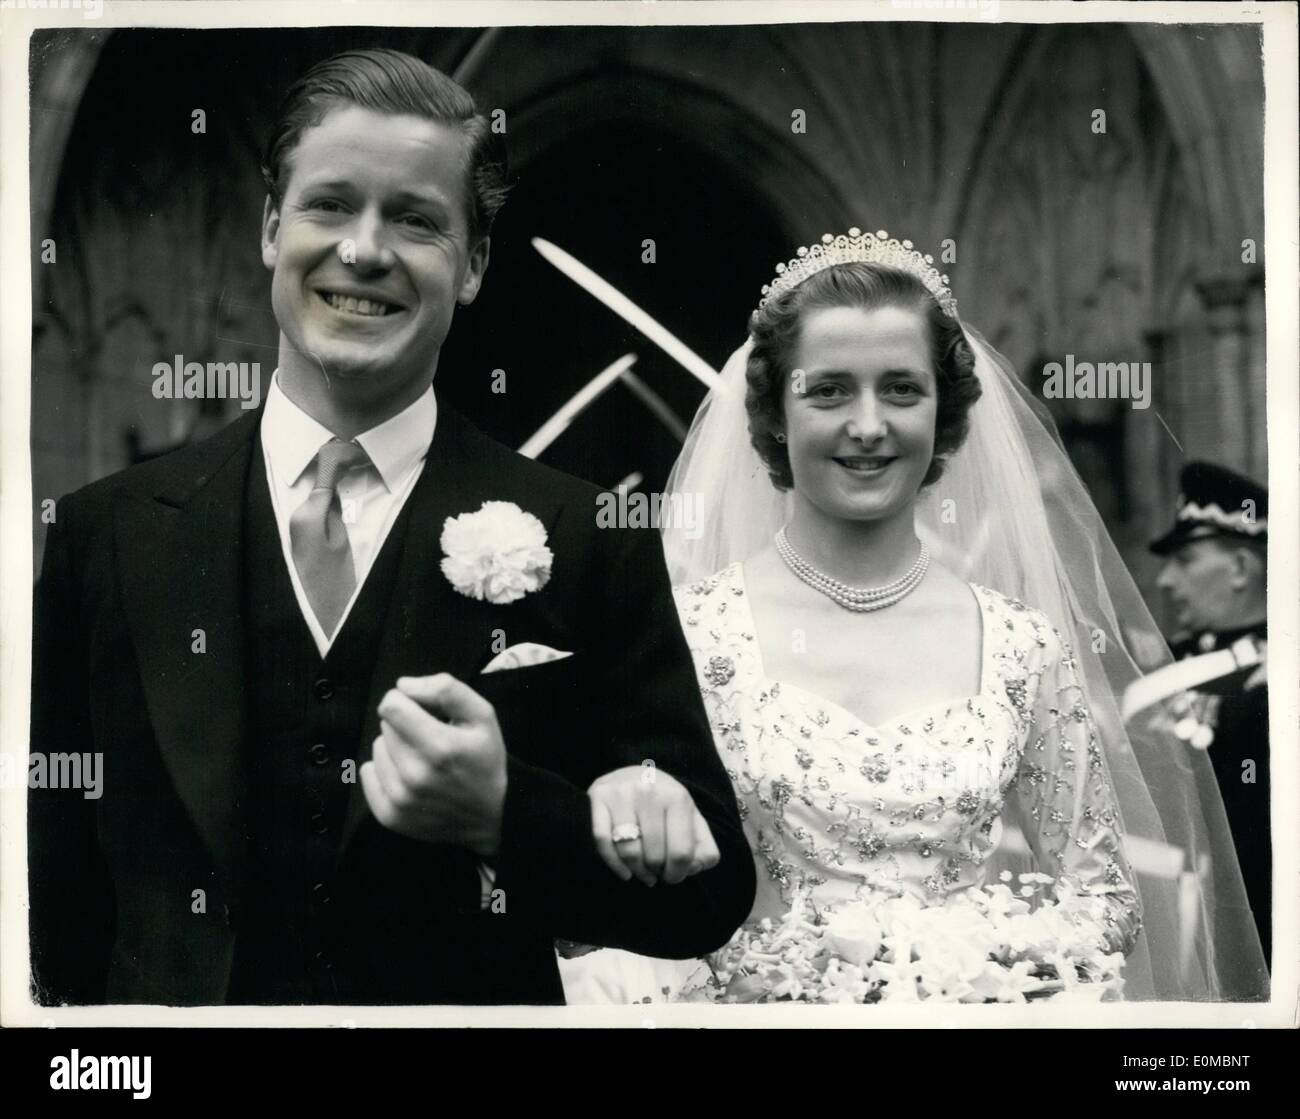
290, 438, 370, 638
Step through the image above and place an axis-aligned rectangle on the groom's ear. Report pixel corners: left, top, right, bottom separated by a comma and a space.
456, 236, 490, 306
261, 195, 281, 271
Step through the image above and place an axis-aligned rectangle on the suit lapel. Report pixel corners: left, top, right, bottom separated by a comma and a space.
339, 408, 556, 855
115, 412, 259, 891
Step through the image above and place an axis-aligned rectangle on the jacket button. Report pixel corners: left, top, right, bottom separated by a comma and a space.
314, 951, 334, 971
308, 743, 330, 766
310, 812, 329, 835
312, 882, 332, 905
312, 678, 335, 701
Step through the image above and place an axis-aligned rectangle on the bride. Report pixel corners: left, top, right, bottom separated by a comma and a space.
562, 229, 1267, 1003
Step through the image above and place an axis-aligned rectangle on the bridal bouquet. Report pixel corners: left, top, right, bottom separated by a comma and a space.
695, 874, 1125, 1004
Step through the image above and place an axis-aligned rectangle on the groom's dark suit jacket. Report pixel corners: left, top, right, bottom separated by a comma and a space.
29, 402, 754, 1005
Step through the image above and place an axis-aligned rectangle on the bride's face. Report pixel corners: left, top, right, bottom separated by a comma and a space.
782, 303, 937, 524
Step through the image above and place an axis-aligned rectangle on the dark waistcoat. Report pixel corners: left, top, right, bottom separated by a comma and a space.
227, 442, 413, 1003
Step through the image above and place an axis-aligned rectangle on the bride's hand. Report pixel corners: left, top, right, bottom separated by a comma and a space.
588, 765, 721, 887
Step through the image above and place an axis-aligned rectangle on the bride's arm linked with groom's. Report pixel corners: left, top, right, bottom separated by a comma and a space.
25, 40, 1265, 1010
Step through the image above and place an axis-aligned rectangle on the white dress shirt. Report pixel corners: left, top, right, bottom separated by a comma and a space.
259, 375, 494, 902
259, 371, 436, 657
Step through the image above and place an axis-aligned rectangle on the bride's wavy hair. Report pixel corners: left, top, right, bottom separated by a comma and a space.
745, 262, 981, 490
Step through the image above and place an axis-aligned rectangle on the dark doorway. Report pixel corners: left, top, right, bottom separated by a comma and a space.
437, 118, 788, 492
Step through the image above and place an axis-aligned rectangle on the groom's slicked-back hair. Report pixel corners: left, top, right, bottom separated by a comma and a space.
261, 47, 510, 241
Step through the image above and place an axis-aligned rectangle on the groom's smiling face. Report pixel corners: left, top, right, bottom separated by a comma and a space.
261, 104, 489, 410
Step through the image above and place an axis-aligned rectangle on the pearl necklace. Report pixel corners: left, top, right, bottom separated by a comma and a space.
775, 527, 930, 612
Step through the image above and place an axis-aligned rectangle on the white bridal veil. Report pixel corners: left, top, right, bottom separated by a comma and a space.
662, 323, 1269, 1002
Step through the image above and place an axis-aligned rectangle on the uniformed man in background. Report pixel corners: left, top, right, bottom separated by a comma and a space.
1149, 461, 1269, 964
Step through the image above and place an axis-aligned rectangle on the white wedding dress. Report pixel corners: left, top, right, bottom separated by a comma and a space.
559, 562, 1143, 1003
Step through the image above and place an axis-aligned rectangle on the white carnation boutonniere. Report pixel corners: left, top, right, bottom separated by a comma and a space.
440, 500, 554, 605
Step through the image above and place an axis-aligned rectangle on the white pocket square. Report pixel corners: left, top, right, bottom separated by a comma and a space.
481, 642, 573, 673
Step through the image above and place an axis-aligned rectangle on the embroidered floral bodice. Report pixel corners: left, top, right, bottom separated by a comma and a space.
674, 563, 1142, 955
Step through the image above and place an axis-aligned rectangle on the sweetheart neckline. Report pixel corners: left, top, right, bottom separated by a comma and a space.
771, 675, 987, 737
724, 561, 995, 734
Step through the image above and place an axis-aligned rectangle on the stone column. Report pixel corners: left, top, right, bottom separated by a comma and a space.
1241, 270, 1267, 483
1194, 272, 1261, 476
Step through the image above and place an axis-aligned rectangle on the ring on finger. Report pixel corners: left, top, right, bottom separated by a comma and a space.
611, 823, 642, 844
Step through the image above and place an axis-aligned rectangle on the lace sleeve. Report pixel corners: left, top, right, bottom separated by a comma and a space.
1013, 622, 1143, 956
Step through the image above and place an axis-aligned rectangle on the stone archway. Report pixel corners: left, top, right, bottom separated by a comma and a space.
502, 67, 844, 248
433, 68, 797, 491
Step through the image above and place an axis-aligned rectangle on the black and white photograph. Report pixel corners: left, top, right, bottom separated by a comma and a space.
2, 0, 1296, 1045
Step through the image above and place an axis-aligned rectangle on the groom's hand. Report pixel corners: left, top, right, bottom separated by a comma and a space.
361, 674, 507, 859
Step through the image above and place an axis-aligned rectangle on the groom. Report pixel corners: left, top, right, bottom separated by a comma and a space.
28, 48, 754, 1005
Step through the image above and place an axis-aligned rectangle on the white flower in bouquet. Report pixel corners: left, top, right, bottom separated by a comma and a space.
768, 960, 810, 1002
820, 958, 873, 1003
966, 958, 1046, 1003
866, 955, 923, 1004
980, 881, 1034, 920
883, 896, 1001, 1003
821, 906, 883, 968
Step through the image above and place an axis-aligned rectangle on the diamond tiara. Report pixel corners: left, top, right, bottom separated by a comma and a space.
758, 228, 958, 319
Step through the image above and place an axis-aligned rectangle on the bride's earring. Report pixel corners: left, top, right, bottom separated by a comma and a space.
775, 431, 787, 444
